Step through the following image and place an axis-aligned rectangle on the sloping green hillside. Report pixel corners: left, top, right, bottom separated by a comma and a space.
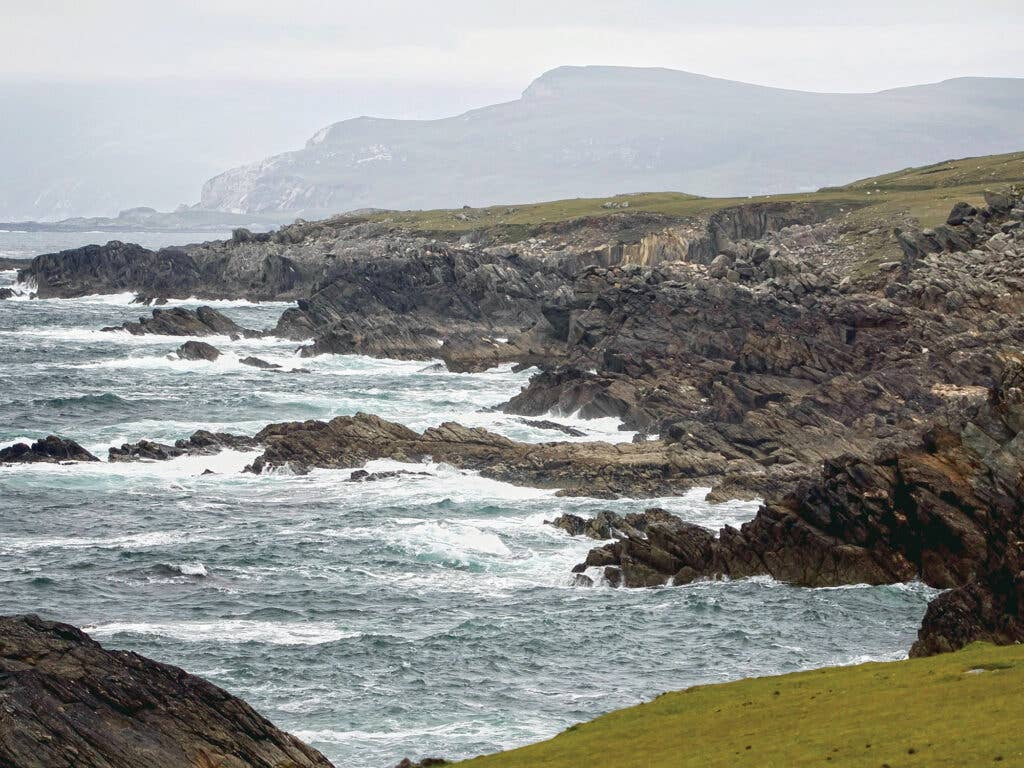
453, 642, 1024, 768
366, 151, 1023, 235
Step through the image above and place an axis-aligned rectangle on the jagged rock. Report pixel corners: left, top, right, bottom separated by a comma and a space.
104, 306, 258, 337
0, 436, 98, 463
176, 340, 221, 361
109, 440, 187, 462
0, 614, 334, 768
0, 288, 14, 300
239, 356, 282, 369
108, 430, 256, 463
567, 359, 1024, 642
910, 544, 1024, 657
243, 413, 718, 497
346, 469, 433, 482
517, 418, 586, 437
393, 759, 449, 768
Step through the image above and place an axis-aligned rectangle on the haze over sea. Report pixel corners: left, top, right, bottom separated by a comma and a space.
0, 235, 937, 767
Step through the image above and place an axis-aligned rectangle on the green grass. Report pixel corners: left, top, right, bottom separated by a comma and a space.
359, 151, 1024, 237
453, 643, 1024, 768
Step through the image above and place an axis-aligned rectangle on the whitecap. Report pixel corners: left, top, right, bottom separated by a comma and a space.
83, 619, 356, 645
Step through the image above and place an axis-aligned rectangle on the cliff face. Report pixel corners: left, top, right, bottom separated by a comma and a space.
197, 67, 1024, 218
0, 614, 335, 768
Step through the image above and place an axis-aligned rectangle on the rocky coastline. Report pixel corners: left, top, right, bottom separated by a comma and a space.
6, 167, 1024, 765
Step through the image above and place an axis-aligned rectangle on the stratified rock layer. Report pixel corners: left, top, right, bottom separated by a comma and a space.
0, 614, 335, 768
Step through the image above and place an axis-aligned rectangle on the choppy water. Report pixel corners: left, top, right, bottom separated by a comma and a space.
0, 265, 939, 767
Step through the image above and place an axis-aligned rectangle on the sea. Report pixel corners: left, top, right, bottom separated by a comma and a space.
0, 233, 939, 767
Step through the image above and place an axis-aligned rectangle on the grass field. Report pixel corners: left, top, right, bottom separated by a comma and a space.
367, 151, 1024, 235
452, 642, 1024, 768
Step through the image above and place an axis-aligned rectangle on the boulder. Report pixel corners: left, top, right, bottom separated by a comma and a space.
0, 614, 335, 768
240, 356, 282, 370
176, 340, 221, 361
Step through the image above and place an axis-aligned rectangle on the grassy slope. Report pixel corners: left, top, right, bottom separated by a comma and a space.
454, 643, 1024, 768
367, 151, 1024, 235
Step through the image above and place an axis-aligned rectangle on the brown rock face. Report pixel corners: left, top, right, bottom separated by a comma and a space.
245, 413, 717, 498
0, 614, 335, 768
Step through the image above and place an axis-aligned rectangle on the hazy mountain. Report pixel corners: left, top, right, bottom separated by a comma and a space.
0, 79, 509, 222
200, 66, 1024, 218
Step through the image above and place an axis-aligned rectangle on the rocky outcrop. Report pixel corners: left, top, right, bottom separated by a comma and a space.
0, 436, 98, 463
910, 544, 1024, 657
18, 239, 313, 301
244, 413, 722, 497
566, 359, 1024, 643
108, 430, 256, 462
0, 614, 334, 768
103, 306, 258, 337
502, 191, 1024, 500
176, 340, 221, 361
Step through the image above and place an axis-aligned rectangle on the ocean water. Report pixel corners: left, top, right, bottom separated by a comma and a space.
0, 266, 939, 767
0, 229, 230, 261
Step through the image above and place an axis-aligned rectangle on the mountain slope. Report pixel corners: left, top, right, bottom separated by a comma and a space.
199, 66, 1024, 218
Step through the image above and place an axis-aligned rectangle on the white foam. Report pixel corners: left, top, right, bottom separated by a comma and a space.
84, 619, 356, 645
2, 529, 189, 553
174, 562, 209, 577
404, 520, 512, 558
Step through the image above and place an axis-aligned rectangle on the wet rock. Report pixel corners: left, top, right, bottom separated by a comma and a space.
0, 288, 14, 300
104, 306, 258, 337
108, 440, 187, 462
346, 469, 433, 482
0, 614, 335, 768
517, 418, 586, 437
175, 340, 221, 361
0, 436, 98, 463
239, 355, 282, 369
393, 759, 449, 768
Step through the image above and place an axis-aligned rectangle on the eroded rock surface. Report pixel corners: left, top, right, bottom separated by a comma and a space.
103, 306, 258, 337
0, 614, 335, 768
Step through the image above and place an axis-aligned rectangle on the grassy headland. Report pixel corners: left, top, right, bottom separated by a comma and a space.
366, 151, 1024, 236
453, 642, 1024, 768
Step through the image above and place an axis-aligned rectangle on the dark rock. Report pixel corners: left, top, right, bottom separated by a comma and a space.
105, 306, 258, 338
517, 418, 586, 437
910, 544, 1024, 657
346, 469, 433, 482
394, 759, 449, 768
0, 436, 98, 463
109, 440, 187, 462
239, 356, 282, 369
0, 288, 14, 300
0, 614, 335, 768
108, 430, 257, 463
946, 202, 978, 226
176, 340, 221, 361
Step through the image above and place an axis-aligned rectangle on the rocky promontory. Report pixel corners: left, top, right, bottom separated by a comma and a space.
0, 614, 334, 768
102, 305, 259, 337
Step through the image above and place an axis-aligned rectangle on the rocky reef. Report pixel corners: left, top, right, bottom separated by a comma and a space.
0, 614, 334, 768
0, 436, 98, 464
102, 305, 259, 337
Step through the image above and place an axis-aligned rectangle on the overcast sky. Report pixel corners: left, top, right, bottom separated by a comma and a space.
4, 0, 1024, 118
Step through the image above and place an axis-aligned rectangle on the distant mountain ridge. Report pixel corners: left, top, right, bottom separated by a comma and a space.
199, 66, 1024, 218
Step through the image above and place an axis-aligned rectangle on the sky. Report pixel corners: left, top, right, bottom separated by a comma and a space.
2, 0, 1022, 220
4, 0, 1024, 112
